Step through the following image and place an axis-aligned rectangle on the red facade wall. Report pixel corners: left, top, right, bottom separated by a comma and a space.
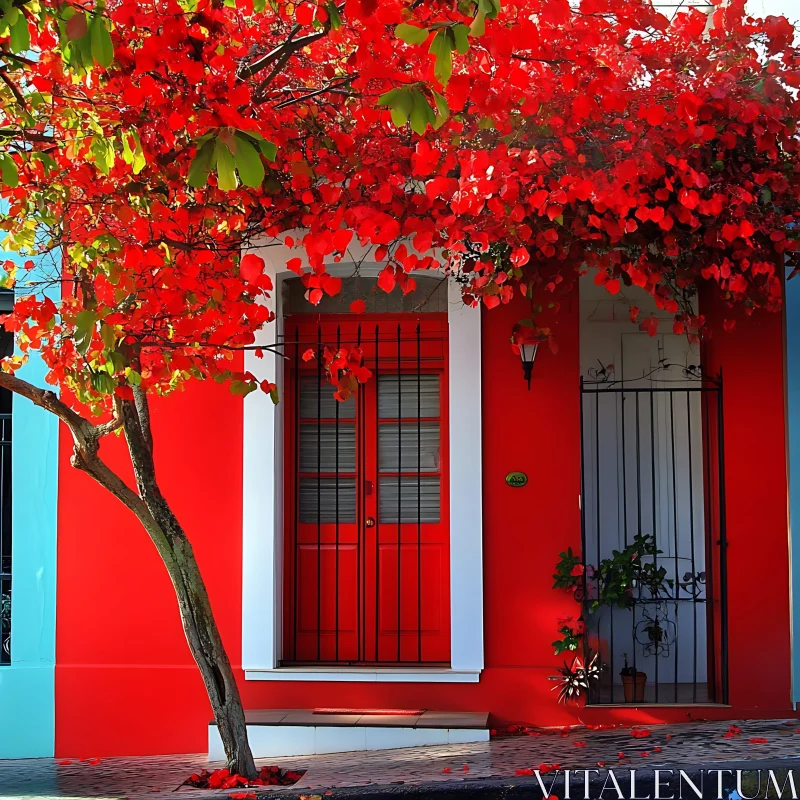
54, 287, 794, 758
699, 286, 792, 712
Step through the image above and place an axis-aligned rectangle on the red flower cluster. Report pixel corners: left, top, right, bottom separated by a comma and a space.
184, 766, 305, 790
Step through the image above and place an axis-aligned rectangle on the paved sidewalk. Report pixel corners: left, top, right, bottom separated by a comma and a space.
3, 718, 800, 799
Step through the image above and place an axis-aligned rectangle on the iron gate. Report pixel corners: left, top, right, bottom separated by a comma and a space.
281, 318, 451, 666
579, 369, 728, 704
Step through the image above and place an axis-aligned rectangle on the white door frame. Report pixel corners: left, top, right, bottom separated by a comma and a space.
241, 238, 484, 682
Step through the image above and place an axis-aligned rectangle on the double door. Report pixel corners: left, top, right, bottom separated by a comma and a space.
282, 315, 450, 665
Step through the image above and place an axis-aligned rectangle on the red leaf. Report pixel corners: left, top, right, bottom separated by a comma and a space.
302, 348, 316, 362
286, 258, 304, 275
639, 317, 658, 337
321, 274, 342, 297
573, 741, 586, 747
240, 254, 265, 283
645, 105, 666, 126
605, 279, 621, 295
442, 767, 451, 773
296, 2, 315, 25
631, 728, 652, 739
723, 319, 736, 332
349, 299, 367, 314
516, 769, 535, 776
377, 265, 396, 294
332, 228, 354, 253
749, 737, 769, 744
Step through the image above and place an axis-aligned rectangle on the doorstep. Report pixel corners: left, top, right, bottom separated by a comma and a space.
208, 709, 490, 760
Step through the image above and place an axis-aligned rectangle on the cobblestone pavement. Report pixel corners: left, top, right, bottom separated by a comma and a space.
3, 718, 800, 799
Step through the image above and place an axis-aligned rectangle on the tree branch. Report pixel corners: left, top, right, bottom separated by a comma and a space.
0, 69, 26, 108
0, 369, 149, 520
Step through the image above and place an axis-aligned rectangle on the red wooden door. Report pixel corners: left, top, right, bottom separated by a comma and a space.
283, 315, 450, 665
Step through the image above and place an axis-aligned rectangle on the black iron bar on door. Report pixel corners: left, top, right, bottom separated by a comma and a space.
579, 374, 728, 706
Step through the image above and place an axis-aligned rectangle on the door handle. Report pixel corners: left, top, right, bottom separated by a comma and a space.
365, 517, 376, 528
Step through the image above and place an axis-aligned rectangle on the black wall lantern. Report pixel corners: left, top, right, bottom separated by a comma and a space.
519, 340, 540, 390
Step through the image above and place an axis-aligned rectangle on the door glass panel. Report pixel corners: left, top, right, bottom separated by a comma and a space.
299, 478, 357, 523
378, 374, 441, 523
378, 374, 439, 418
378, 423, 440, 471
379, 477, 441, 523
300, 424, 356, 472
300, 376, 355, 419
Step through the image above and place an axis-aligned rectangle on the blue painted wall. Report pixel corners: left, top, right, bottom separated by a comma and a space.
0, 262, 59, 758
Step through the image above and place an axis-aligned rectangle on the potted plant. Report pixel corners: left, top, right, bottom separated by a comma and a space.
550, 653, 600, 704
620, 653, 646, 703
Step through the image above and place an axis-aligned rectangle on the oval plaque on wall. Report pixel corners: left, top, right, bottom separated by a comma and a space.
505, 471, 528, 488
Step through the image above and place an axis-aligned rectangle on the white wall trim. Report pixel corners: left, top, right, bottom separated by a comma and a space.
242, 236, 483, 678
244, 668, 481, 683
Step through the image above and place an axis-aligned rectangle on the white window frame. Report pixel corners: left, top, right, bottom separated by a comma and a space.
241, 239, 483, 682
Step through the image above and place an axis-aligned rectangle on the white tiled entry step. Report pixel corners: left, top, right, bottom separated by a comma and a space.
208, 710, 490, 759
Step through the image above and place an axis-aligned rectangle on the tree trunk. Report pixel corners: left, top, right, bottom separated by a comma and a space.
117, 394, 257, 779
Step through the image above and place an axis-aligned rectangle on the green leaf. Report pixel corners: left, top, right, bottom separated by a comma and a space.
0, 156, 18, 188
90, 371, 116, 395
214, 139, 238, 191
255, 137, 277, 161
378, 87, 415, 129
75, 310, 98, 356
452, 23, 469, 54
90, 16, 114, 68
325, 2, 342, 28
269, 386, 280, 404
253, 0, 266, 11
91, 136, 114, 175
9, 13, 30, 53
395, 22, 429, 45
377, 88, 401, 106
121, 129, 146, 174
432, 91, 449, 129
429, 30, 453, 87
478, 0, 501, 18
470, 10, 486, 36
409, 90, 435, 135
233, 134, 265, 188
230, 379, 257, 396
187, 139, 216, 188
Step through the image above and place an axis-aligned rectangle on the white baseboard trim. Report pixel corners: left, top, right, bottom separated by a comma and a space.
208, 724, 489, 760
243, 668, 481, 683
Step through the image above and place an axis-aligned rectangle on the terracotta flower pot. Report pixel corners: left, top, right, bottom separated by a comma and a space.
621, 671, 647, 703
